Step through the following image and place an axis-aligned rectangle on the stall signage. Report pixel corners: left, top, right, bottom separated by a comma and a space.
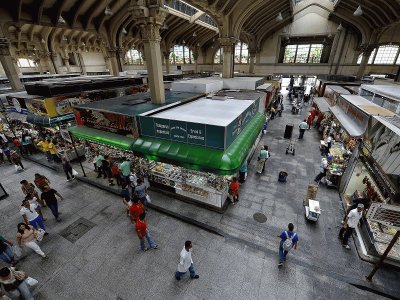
337, 96, 368, 127
139, 116, 220, 149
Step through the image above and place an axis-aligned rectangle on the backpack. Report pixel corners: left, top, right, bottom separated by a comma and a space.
283, 231, 296, 252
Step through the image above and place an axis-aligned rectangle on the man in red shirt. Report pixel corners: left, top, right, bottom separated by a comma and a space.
129, 197, 144, 224
135, 212, 158, 252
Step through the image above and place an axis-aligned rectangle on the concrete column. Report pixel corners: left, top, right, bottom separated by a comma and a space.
0, 38, 23, 90
328, 32, 341, 74
105, 48, 120, 76
63, 57, 70, 73
39, 51, 56, 74
51, 53, 62, 74
131, 4, 168, 104
163, 51, 170, 74
77, 53, 87, 75
219, 37, 236, 78
356, 45, 374, 80
192, 50, 199, 74
248, 50, 256, 74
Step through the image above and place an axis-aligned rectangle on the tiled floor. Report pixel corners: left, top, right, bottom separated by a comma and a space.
0, 94, 398, 299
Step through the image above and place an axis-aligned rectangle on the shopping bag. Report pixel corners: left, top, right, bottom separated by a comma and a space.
35, 229, 45, 242
145, 194, 151, 204
25, 277, 38, 287
72, 169, 78, 176
12, 245, 22, 257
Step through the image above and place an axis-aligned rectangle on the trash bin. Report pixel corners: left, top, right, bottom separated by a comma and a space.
278, 171, 288, 183
284, 123, 294, 139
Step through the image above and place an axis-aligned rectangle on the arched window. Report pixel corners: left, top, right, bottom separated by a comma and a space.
125, 49, 143, 65
17, 58, 36, 67
214, 48, 223, 64
357, 45, 400, 65
234, 42, 249, 64
169, 45, 194, 64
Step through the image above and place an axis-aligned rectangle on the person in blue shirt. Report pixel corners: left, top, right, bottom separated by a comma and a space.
278, 223, 299, 267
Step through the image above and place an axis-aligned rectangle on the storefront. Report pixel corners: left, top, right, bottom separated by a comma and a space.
323, 85, 351, 106
69, 91, 266, 211
340, 115, 400, 263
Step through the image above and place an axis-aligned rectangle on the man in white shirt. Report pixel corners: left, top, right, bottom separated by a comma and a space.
342, 204, 364, 249
175, 241, 199, 281
20, 199, 46, 232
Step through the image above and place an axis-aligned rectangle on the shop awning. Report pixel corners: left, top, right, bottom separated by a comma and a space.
27, 113, 76, 126
68, 126, 135, 151
313, 97, 330, 112
5, 112, 27, 122
329, 106, 365, 138
131, 113, 265, 175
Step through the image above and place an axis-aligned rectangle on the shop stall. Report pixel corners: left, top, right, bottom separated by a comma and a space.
315, 76, 360, 97
323, 85, 351, 106
69, 91, 265, 211
340, 115, 400, 263
359, 84, 400, 114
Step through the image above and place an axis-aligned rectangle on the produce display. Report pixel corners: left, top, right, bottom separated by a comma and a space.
368, 220, 400, 259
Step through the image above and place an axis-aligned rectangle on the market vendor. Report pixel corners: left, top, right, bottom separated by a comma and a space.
37, 139, 51, 162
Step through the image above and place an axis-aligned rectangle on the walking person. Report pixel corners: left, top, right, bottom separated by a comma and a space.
48, 140, 60, 163
256, 145, 269, 174
270, 107, 276, 120
120, 183, 131, 216
298, 119, 308, 139
129, 197, 144, 224
111, 162, 122, 186
20, 199, 46, 233
61, 156, 75, 181
1, 144, 12, 165
16, 223, 47, 259
0, 235, 16, 266
12, 137, 23, 156
134, 178, 149, 208
25, 193, 46, 221
228, 177, 240, 205
314, 157, 328, 184
21, 133, 33, 155
339, 204, 364, 250
37, 138, 51, 161
175, 241, 199, 281
321, 134, 333, 156
239, 160, 247, 183
34, 173, 51, 192
0, 266, 35, 300
278, 223, 298, 267
135, 212, 158, 252
102, 155, 114, 186
20, 180, 40, 202
94, 151, 104, 178
40, 186, 63, 222
306, 113, 313, 129
11, 150, 24, 170
119, 157, 132, 184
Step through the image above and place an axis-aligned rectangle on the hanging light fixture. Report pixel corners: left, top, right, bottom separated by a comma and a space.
161, 23, 168, 30
276, 12, 283, 22
122, 27, 127, 35
182, 40, 185, 44
193, 32, 197, 37
58, 15, 66, 24
41, 38, 46, 43
104, 6, 113, 16
353, 5, 363, 16
63, 36, 68, 41
337, 23, 343, 31
82, 42, 85, 46
197, 43, 200, 47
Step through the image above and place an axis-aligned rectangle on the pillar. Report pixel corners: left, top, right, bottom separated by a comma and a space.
163, 51, 170, 74
0, 38, 23, 90
51, 53, 62, 74
77, 53, 87, 75
39, 51, 56, 74
105, 48, 120, 76
328, 31, 341, 75
248, 50, 256, 74
131, 4, 167, 104
192, 50, 199, 74
63, 57, 70, 73
356, 45, 374, 80
219, 37, 236, 78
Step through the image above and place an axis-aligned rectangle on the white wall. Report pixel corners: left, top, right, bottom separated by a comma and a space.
81, 52, 107, 73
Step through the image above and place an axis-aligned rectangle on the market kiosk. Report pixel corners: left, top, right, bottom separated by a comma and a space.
340, 115, 400, 264
69, 92, 265, 211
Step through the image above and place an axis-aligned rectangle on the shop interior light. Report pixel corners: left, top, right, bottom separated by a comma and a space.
276, 12, 283, 22
58, 15, 66, 24
122, 27, 127, 34
182, 40, 186, 44
337, 23, 343, 31
353, 5, 363, 16
104, 6, 113, 16
193, 32, 197, 37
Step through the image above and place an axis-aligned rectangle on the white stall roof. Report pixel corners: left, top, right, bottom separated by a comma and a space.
325, 85, 351, 94
373, 115, 400, 136
340, 95, 395, 117
361, 85, 400, 102
256, 83, 273, 91
329, 106, 365, 137
313, 97, 330, 112
152, 98, 254, 126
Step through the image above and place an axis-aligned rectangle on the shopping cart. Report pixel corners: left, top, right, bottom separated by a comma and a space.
286, 139, 295, 155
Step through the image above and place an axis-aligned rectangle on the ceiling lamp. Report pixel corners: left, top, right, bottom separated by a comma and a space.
161, 23, 168, 30
276, 12, 283, 22
104, 6, 113, 16
193, 32, 197, 37
197, 43, 200, 47
82, 42, 85, 46
33, 47, 37, 51
63, 36, 68, 41
353, 5, 363, 16
337, 23, 343, 31
58, 15, 66, 24
122, 27, 127, 35
182, 40, 185, 44
41, 38, 46, 43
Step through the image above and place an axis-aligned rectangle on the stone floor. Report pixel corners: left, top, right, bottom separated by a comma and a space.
0, 96, 399, 299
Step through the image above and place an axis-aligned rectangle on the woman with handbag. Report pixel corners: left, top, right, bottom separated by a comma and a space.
0, 267, 35, 300
16, 223, 47, 259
